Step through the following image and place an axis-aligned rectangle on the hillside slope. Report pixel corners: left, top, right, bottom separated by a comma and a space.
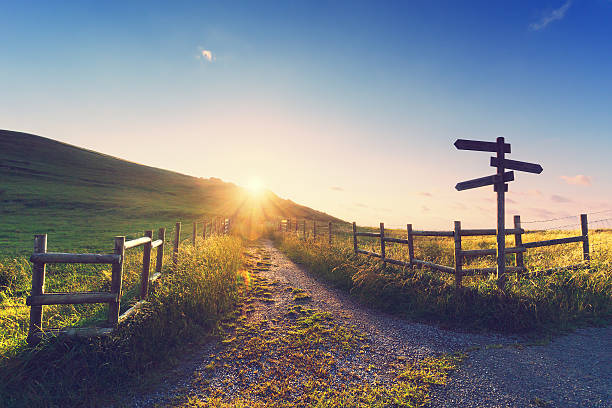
0, 130, 340, 254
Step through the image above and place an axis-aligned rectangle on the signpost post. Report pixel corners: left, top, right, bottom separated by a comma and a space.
454, 137, 542, 291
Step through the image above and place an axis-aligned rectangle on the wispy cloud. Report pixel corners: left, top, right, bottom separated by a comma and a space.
529, 207, 557, 219
331, 186, 344, 192
561, 174, 592, 186
551, 194, 573, 203
530, 0, 572, 31
418, 191, 433, 197
510, 189, 543, 197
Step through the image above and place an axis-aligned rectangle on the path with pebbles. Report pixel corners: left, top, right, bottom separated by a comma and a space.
129, 240, 611, 407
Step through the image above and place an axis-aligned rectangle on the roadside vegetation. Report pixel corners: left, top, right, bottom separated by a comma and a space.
0, 235, 244, 407
273, 229, 612, 332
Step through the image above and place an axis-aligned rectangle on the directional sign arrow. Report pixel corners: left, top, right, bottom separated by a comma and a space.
455, 171, 514, 191
490, 157, 542, 174
454, 139, 511, 153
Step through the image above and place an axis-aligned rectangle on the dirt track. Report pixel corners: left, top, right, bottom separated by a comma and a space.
128, 240, 612, 407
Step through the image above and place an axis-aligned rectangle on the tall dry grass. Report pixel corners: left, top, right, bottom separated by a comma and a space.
274, 229, 612, 332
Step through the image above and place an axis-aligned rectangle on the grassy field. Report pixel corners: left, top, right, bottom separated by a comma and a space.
0, 130, 338, 255
274, 227, 612, 332
0, 235, 245, 407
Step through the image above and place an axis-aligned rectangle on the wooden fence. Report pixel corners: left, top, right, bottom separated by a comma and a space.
25, 217, 231, 344
352, 213, 590, 288
278, 218, 336, 244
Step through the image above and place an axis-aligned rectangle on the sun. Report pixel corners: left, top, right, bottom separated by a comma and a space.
246, 176, 265, 194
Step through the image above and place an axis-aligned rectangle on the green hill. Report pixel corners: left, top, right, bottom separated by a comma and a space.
0, 130, 340, 255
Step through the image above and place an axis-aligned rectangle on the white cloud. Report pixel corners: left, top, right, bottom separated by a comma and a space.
201, 49, 214, 61
530, 0, 572, 31
197, 48, 215, 62
561, 174, 592, 186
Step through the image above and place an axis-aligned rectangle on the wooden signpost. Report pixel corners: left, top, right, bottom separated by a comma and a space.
454, 137, 542, 290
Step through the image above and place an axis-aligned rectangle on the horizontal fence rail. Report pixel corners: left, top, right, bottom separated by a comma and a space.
26, 216, 231, 344
351, 213, 590, 290
29, 252, 121, 264
27, 292, 118, 306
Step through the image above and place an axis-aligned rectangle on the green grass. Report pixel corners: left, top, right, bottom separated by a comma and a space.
274, 230, 612, 332
0, 235, 245, 407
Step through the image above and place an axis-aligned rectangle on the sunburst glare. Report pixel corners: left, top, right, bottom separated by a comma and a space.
246, 176, 265, 194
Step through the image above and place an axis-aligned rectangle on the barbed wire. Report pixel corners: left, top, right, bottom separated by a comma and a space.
522, 209, 612, 224
522, 217, 612, 233
589, 217, 612, 225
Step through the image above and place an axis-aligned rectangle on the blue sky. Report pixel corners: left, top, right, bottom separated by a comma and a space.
1, 0, 611, 228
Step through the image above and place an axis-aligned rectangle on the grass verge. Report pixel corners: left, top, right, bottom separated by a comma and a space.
274, 234, 612, 333
0, 235, 244, 407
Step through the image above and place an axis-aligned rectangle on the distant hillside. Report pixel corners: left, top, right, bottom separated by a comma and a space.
0, 130, 341, 254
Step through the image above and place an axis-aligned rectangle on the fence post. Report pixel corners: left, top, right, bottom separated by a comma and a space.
380, 222, 386, 268
156, 227, 165, 273
581, 213, 590, 261
173, 222, 181, 268
108, 236, 125, 327
513, 215, 524, 271
328, 222, 332, 245
352, 222, 358, 253
407, 224, 415, 267
192, 222, 197, 246
295, 219, 298, 233
28, 234, 47, 343
453, 221, 462, 290
202, 220, 207, 240
141, 230, 153, 299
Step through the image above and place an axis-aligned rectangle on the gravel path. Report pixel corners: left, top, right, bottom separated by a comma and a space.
127, 240, 611, 407
429, 326, 612, 407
